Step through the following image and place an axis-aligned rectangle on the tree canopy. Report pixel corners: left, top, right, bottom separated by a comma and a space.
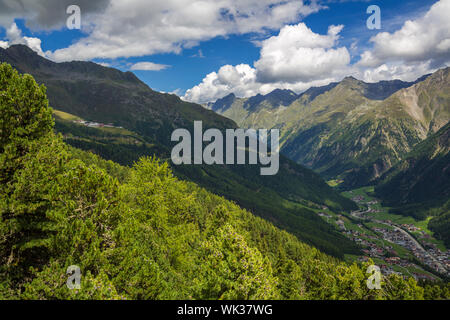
0, 63, 448, 300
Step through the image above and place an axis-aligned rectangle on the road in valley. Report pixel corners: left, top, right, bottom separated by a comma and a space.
350, 206, 447, 275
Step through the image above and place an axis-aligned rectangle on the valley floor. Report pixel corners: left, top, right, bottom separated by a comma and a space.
319, 185, 449, 281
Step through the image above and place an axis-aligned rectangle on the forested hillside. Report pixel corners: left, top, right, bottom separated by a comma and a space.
0, 45, 359, 258
1, 63, 448, 300
376, 122, 450, 246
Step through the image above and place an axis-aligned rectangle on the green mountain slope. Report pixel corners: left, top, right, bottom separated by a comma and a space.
52, 108, 359, 257
376, 122, 450, 208
2, 62, 445, 300
375, 122, 450, 245
0, 46, 358, 258
0, 44, 235, 146
213, 70, 449, 188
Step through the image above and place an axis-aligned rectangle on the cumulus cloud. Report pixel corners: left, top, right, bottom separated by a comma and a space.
184, 64, 258, 103
183, 23, 352, 103
46, 0, 323, 62
130, 62, 170, 71
255, 23, 350, 83
361, 62, 435, 83
1, 23, 45, 56
358, 0, 450, 81
183, 63, 342, 104
185, 1, 450, 103
0, 0, 109, 30
4, 0, 448, 103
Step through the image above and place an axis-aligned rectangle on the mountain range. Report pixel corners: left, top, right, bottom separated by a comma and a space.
3, 59, 440, 300
0, 44, 358, 258
2, 44, 448, 259
210, 69, 449, 189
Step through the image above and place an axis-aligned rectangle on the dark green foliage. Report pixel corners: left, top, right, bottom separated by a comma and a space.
0, 62, 55, 282
56, 118, 359, 258
174, 159, 359, 259
376, 123, 450, 243
376, 122, 450, 209
0, 45, 359, 257
1, 62, 444, 300
428, 201, 450, 247
68, 146, 130, 183
421, 280, 450, 300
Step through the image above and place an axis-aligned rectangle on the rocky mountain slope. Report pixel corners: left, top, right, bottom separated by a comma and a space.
212, 69, 449, 188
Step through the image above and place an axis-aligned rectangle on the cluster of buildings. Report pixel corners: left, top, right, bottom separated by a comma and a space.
373, 227, 449, 276
336, 218, 346, 231
401, 224, 421, 232
373, 227, 414, 248
357, 256, 401, 277
345, 228, 445, 280
351, 195, 365, 203
73, 120, 123, 129
357, 254, 436, 279
345, 230, 388, 258
317, 212, 332, 219
424, 244, 450, 272
380, 258, 437, 281
412, 272, 436, 281
379, 264, 401, 276
337, 193, 449, 280
320, 193, 449, 279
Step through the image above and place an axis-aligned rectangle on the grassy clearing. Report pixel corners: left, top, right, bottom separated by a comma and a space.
327, 179, 344, 187
53, 109, 81, 121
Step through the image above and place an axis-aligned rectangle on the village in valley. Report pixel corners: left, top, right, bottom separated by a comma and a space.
317, 186, 449, 282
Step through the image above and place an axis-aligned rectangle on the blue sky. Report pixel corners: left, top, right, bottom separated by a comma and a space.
0, 0, 448, 102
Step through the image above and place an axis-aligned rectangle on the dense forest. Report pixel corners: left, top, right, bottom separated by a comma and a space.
1, 63, 449, 299
0, 44, 359, 259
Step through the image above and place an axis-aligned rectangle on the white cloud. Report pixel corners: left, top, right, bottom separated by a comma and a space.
1, 23, 45, 57
170, 88, 183, 96
185, 1, 450, 103
184, 64, 258, 103
255, 23, 350, 83
130, 61, 170, 71
4, 0, 448, 103
191, 49, 205, 58
0, 0, 110, 30
46, 0, 323, 62
361, 62, 435, 83
97, 62, 111, 67
183, 63, 341, 104
183, 23, 352, 103
358, 0, 450, 78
